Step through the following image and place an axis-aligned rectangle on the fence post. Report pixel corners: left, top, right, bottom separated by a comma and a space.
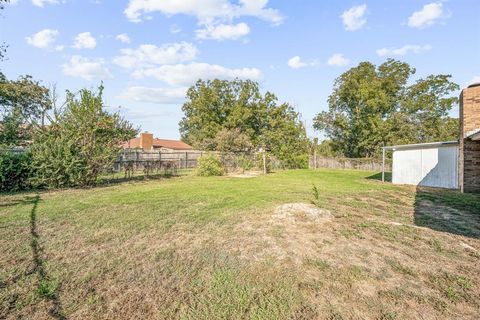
262, 151, 267, 174
135, 149, 139, 171
382, 147, 386, 182
185, 152, 188, 169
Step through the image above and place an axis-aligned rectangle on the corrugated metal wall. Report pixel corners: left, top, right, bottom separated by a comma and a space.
392, 146, 459, 189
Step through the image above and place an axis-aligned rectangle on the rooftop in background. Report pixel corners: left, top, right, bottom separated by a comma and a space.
122, 133, 193, 151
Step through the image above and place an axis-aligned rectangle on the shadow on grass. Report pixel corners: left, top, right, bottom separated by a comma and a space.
28, 194, 67, 319
365, 172, 392, 182
365, 171, 479, 239
414, 187, 480, 239
97, 172, 178, 186
0, 195, 67, 319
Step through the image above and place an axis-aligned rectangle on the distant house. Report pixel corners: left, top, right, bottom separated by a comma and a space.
122, 132, 193, 152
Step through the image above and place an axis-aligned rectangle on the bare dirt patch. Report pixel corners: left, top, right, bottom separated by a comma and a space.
273, 203, 333, 223
228, 171, 262, 178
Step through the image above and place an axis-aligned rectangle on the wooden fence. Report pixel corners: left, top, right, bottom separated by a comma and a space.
309, 155, 391, 172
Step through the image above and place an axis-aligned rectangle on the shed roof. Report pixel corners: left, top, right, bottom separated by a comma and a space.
467, 129, 480, 141
383, 141, 459, 151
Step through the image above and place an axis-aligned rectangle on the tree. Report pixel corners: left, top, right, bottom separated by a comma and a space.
214, 128, 253, 153
314, 139, 339, 157
180, 79, 308, 167
0, 73, 51, 146
31, 85, 137, 188
0, 107, 30, 146
314, 59, 459, 158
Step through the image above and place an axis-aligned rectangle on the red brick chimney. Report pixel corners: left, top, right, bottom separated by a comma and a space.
140, 132, 153, 151
459, 83, 480, 193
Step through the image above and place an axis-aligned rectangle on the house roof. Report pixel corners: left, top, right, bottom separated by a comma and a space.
153, 138, 193, 150
122, 137, 193, 150
383, 141, 459, 151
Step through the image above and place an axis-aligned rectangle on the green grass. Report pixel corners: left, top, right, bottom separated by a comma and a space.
1, 169, 479, 319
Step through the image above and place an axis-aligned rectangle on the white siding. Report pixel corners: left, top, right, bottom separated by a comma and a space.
392, 146, 458, 189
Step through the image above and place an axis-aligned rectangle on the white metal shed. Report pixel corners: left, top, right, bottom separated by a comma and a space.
383, 141, 459, 189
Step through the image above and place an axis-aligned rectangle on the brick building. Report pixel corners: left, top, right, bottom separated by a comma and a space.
459, 83, 480, 193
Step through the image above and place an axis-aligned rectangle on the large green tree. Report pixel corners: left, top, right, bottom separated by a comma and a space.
180, 79, 308, 168
314, 59, 459, 158
0, 73, 51, 146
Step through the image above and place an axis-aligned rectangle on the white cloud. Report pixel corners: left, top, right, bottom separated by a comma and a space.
196, 22, 250, 40
327, 54, 350, 67
62, 55, 112, 81
124, 0, 284, 25
119, 86, 187, 104
408, 2, 445, 29
73, 32, 97, 49
113, 42, 198, 69
25, 29, 59, 49
32, 0, 58, 7
376, 44, 432, 57
132, 62, 262, 86
287, 56, 316, 69
341, 4, 367, 31
116, 33, 131, 44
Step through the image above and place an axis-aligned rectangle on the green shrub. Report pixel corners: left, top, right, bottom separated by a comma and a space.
0, 151, 34, 191
196, 154, 224, 176
30, 130, 89, 188
30, 86, 137, 188
238, 154, 253, 172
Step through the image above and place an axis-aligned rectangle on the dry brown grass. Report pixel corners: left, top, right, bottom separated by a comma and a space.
1, 170, 479, 319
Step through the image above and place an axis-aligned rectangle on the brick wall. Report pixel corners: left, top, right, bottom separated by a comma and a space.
140, 132, 154, 151
459, 84, 480, 193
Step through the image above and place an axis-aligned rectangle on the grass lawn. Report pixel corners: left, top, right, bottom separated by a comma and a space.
1, 169, 479, 319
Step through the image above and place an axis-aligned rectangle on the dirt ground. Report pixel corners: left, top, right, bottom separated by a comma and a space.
1, 170, 479, 319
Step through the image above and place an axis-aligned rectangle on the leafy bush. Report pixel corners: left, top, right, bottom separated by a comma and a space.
30, 86, 137, 188
238, 154, 253, 172
30, 129, 89, 188
196, 154, 224, 177
281, 153, 309, 169
0, 151, 34, 191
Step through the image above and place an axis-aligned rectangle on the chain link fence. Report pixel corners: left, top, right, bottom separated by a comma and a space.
309, 155, 391, 171
108, 150, 284, 180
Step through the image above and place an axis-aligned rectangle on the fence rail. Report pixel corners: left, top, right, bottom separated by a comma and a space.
309, 155, 391, 172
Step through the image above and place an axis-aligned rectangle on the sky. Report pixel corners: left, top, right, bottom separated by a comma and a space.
1, 0, 479, 139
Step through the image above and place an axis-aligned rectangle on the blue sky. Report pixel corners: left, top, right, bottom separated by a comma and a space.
1, 0, 479, 139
